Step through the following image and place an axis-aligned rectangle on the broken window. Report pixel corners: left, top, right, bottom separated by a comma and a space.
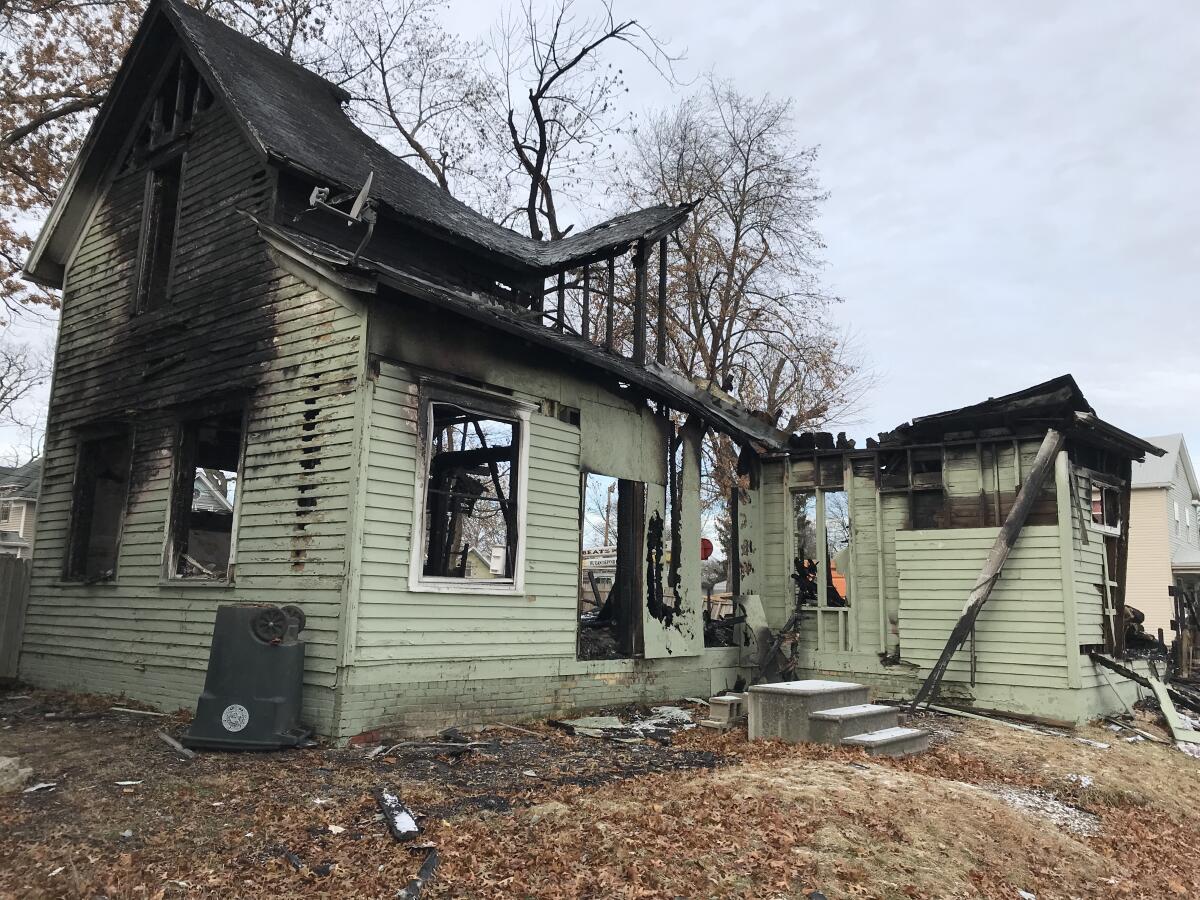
168, 409, 243, 580
1091, 480, 1122, 535
578, 473, 644, 660
65, 431, 134, 581
792, 491, 818, 605
134, 154, 183, 313
420, 401, 521, 582
823, 491, 851, 607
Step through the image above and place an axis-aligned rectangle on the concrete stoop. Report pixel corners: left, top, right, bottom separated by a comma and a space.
746, 679, 931, 758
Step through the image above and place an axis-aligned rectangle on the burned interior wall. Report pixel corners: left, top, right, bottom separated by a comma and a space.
19, 98, 367, 733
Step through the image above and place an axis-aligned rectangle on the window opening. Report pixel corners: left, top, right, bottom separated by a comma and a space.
823, 490, 851, 607
792, 490, 818, 605
1091, 480, 1122, 535
421, 402, 518, 581
65, 431, 134, 581
134, 154, 183, 313
169, 409, 243, 580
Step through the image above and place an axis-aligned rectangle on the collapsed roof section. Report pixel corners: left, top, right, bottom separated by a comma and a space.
254, 217, 792, 451
789, 375, 1164, 463
24, 0, 694, 287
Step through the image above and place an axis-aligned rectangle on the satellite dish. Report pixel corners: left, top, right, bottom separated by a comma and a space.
349, 171, 374, 222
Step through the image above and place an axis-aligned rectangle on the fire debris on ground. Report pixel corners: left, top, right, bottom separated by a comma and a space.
3, 686, 1200, 898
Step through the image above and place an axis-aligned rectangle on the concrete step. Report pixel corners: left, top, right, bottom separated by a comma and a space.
806, 703, 899, 744
700, 693, 748, 730
842, 726, 931, 758
747, 679, 871, 742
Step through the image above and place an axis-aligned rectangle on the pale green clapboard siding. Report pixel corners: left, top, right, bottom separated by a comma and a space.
354, 364, 580, 662
759, 460, 790, 626
1069, 466, 1110, 646
19, 100, 367, 731
896, 525, 1071, 687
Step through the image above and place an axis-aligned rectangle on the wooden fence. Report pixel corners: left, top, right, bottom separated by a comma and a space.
0, 556, 31, 679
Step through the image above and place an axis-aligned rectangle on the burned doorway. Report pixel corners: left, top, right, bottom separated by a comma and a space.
578, 472, 645, 660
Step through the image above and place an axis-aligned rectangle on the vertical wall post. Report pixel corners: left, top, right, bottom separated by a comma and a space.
632, 239, 648, 366
605, 256, 615, 352
1054, 449, 1083, 689
555, 272, 565, 332
581, 266, 591, 342
656, 237, 668, 365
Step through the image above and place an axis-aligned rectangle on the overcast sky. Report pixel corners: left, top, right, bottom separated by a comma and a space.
3, 0, 1197, 464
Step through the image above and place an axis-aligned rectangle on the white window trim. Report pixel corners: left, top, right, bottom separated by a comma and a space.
1088, 479, 1122, 537
407, 384, 532, 596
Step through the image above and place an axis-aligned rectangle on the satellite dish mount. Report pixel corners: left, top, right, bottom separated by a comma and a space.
301, 171, 377, 263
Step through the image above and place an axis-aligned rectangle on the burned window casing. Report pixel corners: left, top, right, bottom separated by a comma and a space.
792, 488, 850, 608
65, 431, 134, 581
134, 154, 183, 314
823, 490, 850, 606
167, 410, 244, 581
420, 401, 521, 582
1090, 480, 1122, 535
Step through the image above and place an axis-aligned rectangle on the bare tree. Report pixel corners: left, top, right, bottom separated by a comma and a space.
625, 78, 871, 524
485, 0, 675, 240
334, 0, 505, 206
0, 332, 49, 463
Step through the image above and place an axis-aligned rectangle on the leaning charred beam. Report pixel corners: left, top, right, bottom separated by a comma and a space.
910, 428, 1065, 711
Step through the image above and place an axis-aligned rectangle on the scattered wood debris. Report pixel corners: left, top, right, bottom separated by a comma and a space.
156, 731, 195, 760
375, 788, 420, 841
397, 847, 439, 900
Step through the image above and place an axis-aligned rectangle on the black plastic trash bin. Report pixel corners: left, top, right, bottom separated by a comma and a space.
182, 603, 311, 750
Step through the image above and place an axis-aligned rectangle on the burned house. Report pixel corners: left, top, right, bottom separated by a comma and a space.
16, 1, 1164, 737
16, 0, 787, 737
732, 376, 1165, 724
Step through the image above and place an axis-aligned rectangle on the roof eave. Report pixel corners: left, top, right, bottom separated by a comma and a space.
252, 218, 787, 450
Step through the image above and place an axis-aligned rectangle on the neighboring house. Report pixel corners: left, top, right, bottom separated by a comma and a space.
1128, 434, 1200, 636
0, 459, 42, 559
16, 0, 782, 738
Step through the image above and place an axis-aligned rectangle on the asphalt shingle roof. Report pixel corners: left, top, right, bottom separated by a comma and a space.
164, 0, 689, 275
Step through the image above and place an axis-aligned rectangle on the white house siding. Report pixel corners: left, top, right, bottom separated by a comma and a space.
1127, 488, 1173, 635
18, 101, 367, 734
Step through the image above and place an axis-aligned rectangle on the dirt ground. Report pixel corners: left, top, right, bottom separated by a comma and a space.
2, 687, 1199, 899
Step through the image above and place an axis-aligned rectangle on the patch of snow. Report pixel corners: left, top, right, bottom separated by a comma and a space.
983, 784, 1100, 836
1074, 738, 1109, 750
328, 825, 345, 835
114, 780, 142, 786
1064, 773, 1094, 789
23, 782, 56, 793
1018, 891, 1037, 899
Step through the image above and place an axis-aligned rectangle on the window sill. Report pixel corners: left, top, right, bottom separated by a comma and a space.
158, 578, 235, 589
408, 578, 523, 596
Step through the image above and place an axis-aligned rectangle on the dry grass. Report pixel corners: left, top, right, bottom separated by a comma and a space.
2, 689, 1199, 899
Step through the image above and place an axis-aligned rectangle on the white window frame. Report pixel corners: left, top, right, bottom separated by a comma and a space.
407, 382, 532, 596
1089, 479, 1122, 537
